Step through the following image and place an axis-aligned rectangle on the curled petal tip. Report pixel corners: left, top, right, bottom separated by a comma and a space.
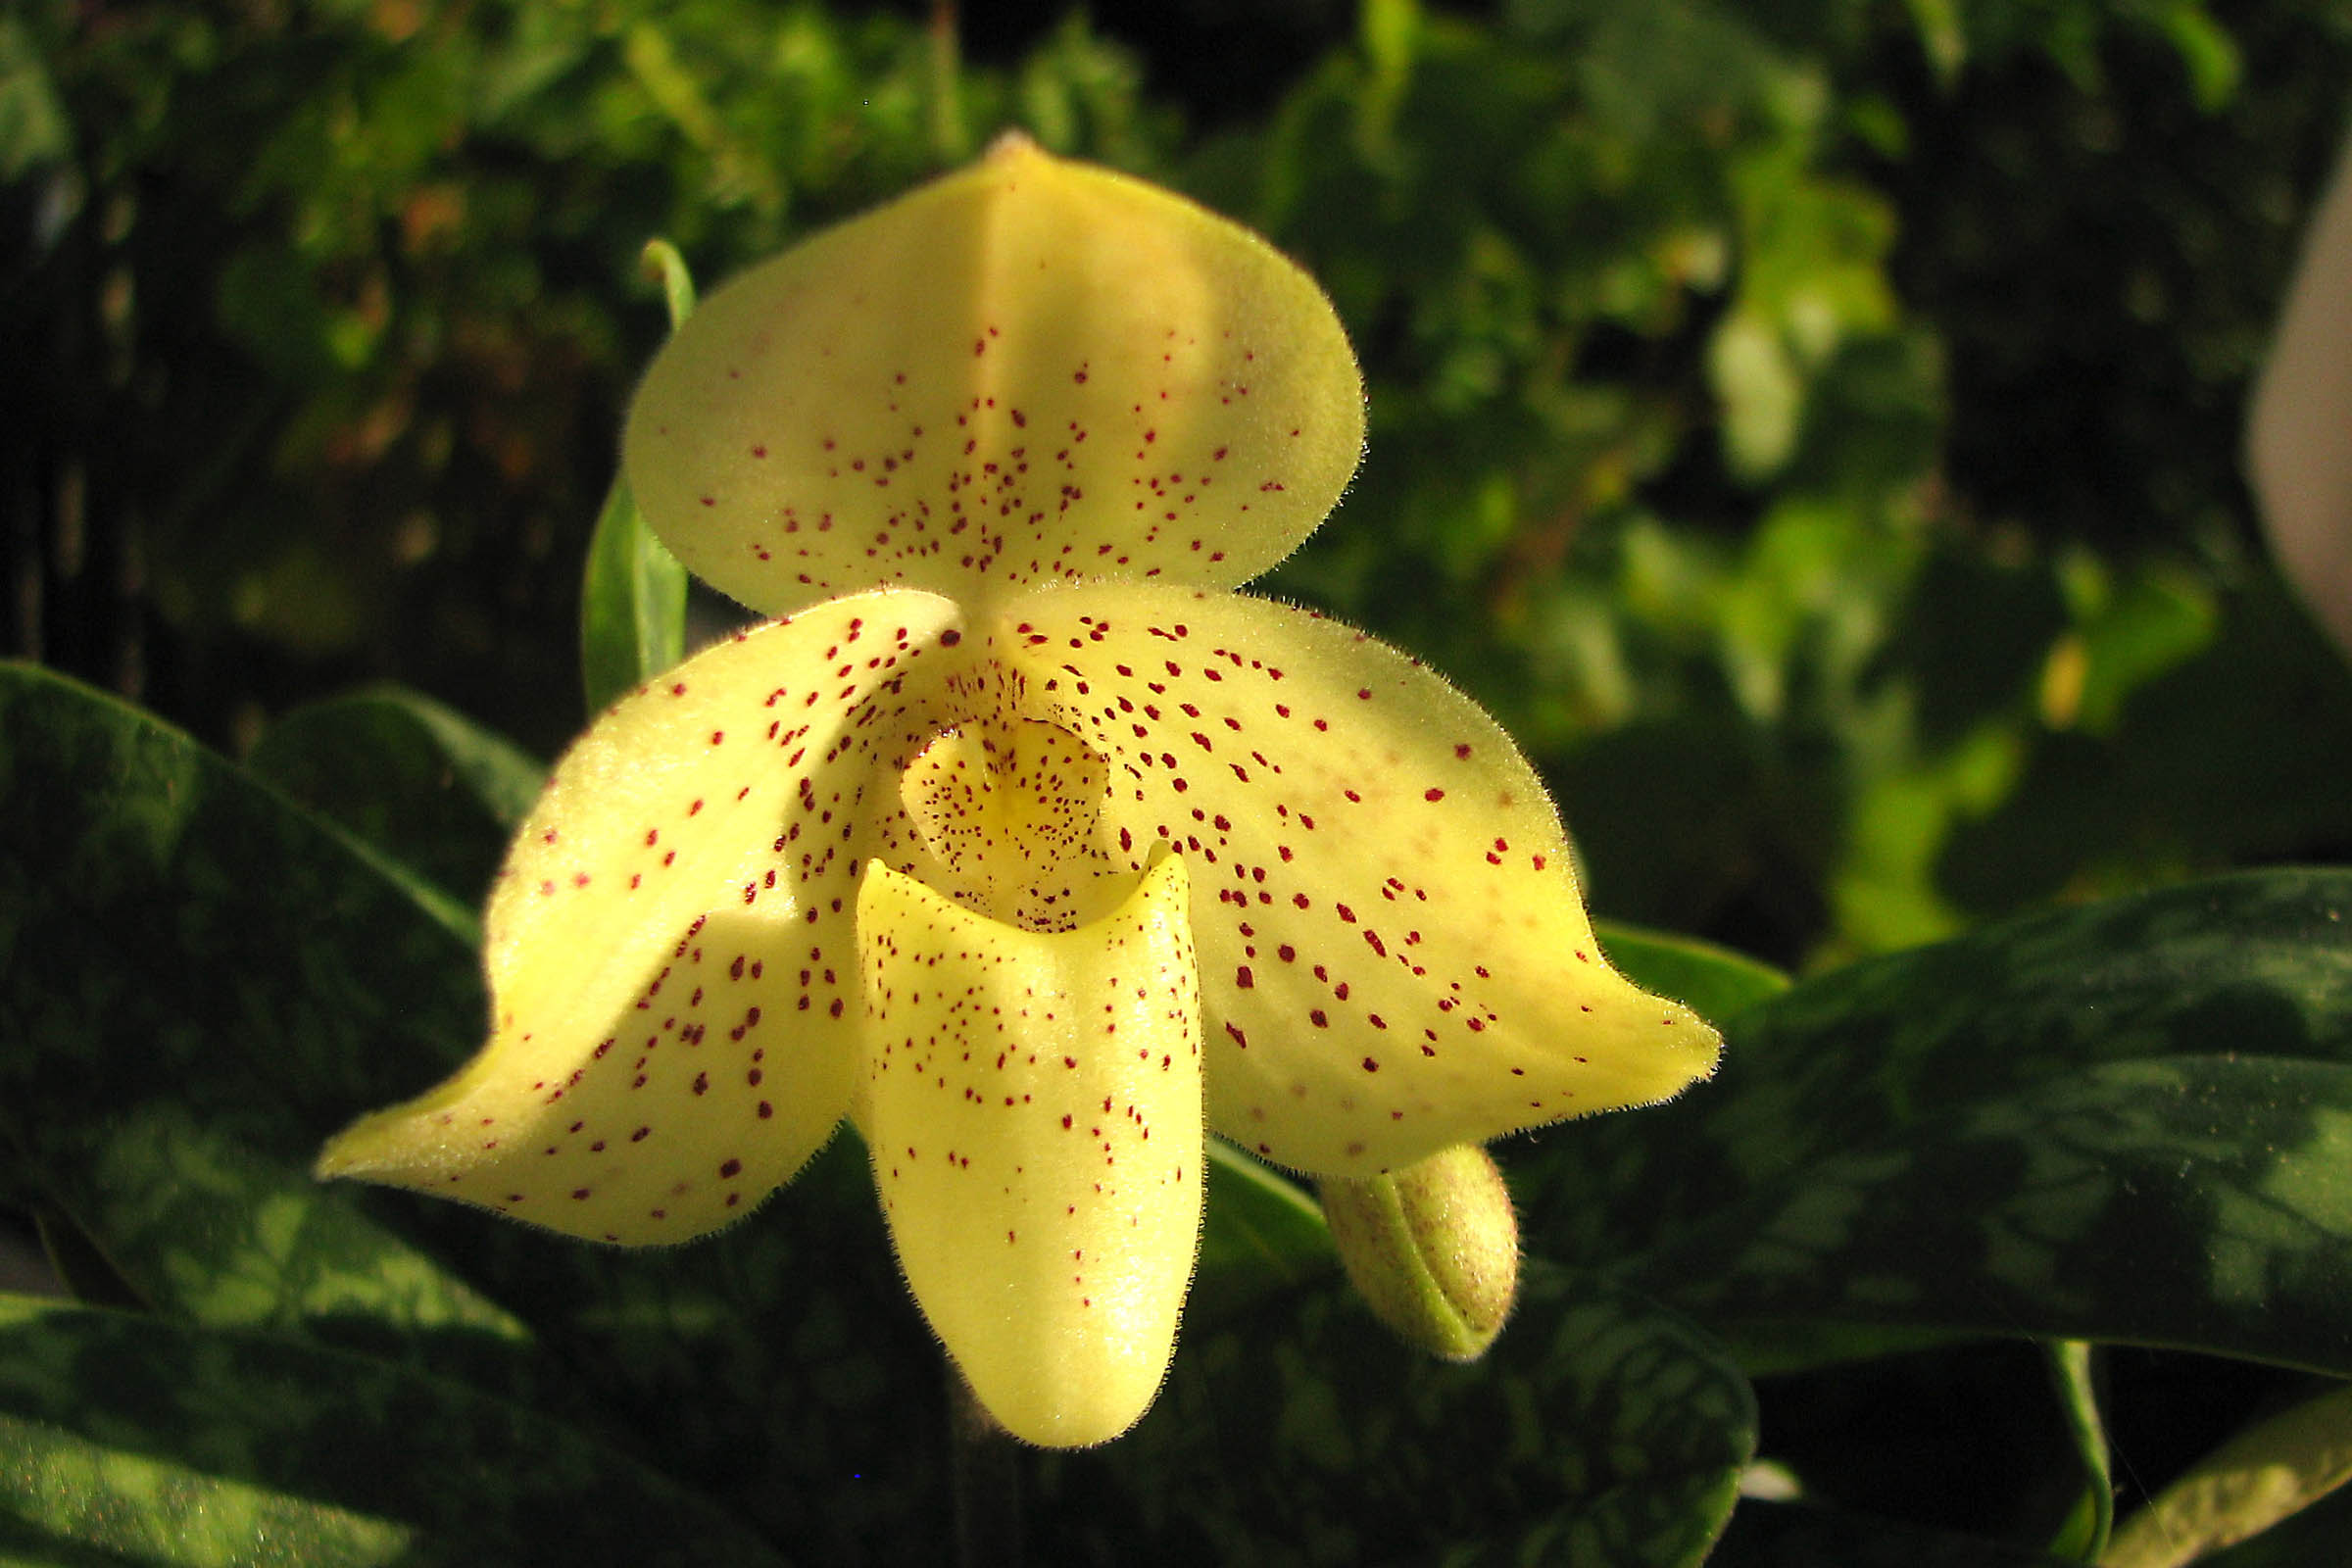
980, 578, 1724, 1175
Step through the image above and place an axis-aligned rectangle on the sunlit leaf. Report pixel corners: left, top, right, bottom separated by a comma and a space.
2103, 1379, 2352, 1568
1595, 920, 1791, 1025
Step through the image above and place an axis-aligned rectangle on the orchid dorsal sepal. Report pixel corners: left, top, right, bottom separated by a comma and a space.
622, 131, 1367, 622
859, 849, 1202, 1447
1321, 1143, 1520, 1361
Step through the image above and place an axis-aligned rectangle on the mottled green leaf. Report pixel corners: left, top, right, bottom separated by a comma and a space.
0, 662, 960, 1556
0, 1295, 783, 1568
247, 685, 546, 906
1517, 870, 2352, 1271
1636, 1055, 2352, 1375
1039, 1270, 1754, 1567
0, 663, 533, 1387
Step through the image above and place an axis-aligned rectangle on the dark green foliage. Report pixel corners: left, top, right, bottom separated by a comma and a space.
0, 1298, 788, 1568
8, 0, 2352, 1560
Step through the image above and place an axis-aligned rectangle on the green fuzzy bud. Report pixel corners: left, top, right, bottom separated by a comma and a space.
1319, 1143, 1520, 1361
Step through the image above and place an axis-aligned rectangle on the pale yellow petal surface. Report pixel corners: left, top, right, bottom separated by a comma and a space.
318, 590, 966, 1243
623, 134, 1364, 622
858, 854, 1203, 1448
986, 580, 1722, 1176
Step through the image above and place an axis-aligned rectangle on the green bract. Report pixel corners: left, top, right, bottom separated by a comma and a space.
317, 135, 1720, 1447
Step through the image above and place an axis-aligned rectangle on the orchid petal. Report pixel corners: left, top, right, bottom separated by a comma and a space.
858, 852, 1202, 1447
985, 580, 1722, 1176
318, 590, 966, 1243
623, 134, 1364, 623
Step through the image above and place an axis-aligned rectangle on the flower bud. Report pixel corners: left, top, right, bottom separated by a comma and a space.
1319, 1143, 1520, 1361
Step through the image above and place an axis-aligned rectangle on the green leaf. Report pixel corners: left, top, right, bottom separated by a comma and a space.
1709, 309, 1804, 480
0, 1295, 784, 1568
579, 240, 698, 717
2153, 0, 2240, 112
1899, 0, 1967, 84
1595, 919, 1791, 1024
640, 238, 699, 330
1945, 579, 2352, 912
1635, 1054, 2352, 1375
579, 473, 691, 717
1042, 1269, 1755, 1566
0, 662, 967, 1554
0, 663, 533, 1386
2102, 1378, 2352, 1568
1516, 870, 2352, 1275
1191, 1139, 1336, 1327
0, 16, 70, 180
247, 685, 546, 906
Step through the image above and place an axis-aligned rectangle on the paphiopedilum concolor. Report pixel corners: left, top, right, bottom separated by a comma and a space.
318, 133, 1721, 1447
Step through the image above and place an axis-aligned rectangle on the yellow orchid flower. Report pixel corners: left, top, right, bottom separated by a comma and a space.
317, 134, 1720, 1447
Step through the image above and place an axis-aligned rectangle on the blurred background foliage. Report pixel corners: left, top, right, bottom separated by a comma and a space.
6, 0, 2350, 976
